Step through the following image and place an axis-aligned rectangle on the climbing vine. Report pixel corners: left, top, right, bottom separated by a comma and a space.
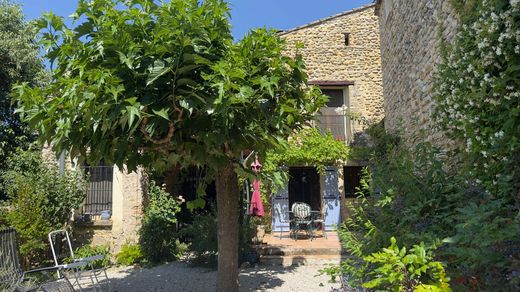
264, 127, 350, 176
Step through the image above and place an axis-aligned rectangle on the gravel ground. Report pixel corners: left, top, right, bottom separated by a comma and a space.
96, 261, 339, 292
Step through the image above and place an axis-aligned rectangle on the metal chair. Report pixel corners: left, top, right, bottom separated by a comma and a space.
273, 204, 294, 240
0, 227, 75, 292
48, 230, 110, 291
311, 206, 328, 240
290, 202, 313, 240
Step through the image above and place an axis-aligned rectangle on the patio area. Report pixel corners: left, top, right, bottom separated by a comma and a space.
255, 231, 343, 266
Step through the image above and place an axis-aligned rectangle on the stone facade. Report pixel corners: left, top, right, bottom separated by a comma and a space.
375, 0, 458, 147
280, 4, 384, 135
272, 5, 383, 225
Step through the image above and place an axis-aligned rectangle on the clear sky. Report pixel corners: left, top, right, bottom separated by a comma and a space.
17, 0, 374, 40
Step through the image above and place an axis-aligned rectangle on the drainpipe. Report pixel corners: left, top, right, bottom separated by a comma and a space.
58, 151, 65, 174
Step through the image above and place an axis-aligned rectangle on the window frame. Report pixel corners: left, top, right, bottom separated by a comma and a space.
319, 86, 352, 143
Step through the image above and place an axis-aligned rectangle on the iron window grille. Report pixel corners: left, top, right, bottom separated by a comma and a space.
80, 165, 113, 215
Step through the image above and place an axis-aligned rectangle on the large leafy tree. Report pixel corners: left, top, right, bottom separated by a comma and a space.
0, 0, 44, 197
13, 0, 325, 290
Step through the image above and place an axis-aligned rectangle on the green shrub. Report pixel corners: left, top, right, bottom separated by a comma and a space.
1, 149, 86, 266
139, 181, 183, 264
116, 243, 144, 266
179, 209, 218, 267
362, 237, 450, 291
71, 244, 110, 269
321, 129, 520, 290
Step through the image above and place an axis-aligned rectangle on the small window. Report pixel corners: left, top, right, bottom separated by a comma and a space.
344, 166, 364, 198
322, 89, 344, 107
343, 33, 350, 46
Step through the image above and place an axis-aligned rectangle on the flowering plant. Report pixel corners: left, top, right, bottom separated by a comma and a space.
435, 0, 520, 192
434, 0, 520, 288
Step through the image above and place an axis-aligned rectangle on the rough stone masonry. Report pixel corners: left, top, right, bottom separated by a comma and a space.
375, 0, 459, 149
280, 4, 384, 135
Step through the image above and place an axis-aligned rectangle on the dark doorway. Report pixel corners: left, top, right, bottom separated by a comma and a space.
289, 167, 321, 211
344, 166, 363, 198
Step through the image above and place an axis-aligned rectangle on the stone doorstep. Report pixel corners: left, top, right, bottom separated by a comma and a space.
255, 245, 342, 256
259, 254, 346, 267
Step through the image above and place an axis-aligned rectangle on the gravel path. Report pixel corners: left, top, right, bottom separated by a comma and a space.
100, 261, 339, 291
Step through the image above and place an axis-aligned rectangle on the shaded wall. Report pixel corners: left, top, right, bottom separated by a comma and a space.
376, 0, 458, 148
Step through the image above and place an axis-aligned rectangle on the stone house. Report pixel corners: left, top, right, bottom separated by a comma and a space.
271, 4, 384, 233
374, 0, 459, 149
42, 147, 146, 253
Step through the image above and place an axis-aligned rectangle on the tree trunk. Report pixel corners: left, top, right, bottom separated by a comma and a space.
215, 162, 240, 292
164, 164, 181, 195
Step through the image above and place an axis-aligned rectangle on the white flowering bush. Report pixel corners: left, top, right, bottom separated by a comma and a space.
434, 0, 520, 289
435, 0, 520, 190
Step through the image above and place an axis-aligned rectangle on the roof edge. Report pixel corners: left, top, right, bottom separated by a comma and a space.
279, 3, 376, 36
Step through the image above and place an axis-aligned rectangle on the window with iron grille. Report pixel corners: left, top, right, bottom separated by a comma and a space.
80, 165, 113, 215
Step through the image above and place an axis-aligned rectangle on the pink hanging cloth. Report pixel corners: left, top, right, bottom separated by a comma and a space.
249, 157, 265, 217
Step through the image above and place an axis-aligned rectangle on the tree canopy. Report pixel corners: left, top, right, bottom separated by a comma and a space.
13, 0, 326, 290
0, 0, 44, 197
15, 0, 324, 171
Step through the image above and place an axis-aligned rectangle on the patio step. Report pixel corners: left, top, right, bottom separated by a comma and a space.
255, 232, 344, 266
255, 245, 341, 256
259, 254, 344, 267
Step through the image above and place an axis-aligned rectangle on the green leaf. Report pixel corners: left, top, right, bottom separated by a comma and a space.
126, 106, 141, 128
152, 109, 170, 120
146, 60, 170, 86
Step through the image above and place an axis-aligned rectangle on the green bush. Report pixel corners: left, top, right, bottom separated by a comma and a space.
321, 128, 520, 290
179, 209, 218, 267
0, 149, 86, 266
71, 244, 110, 269
362, 237, 450, 291
116, 243, 143, 266
139, 181, 184, 264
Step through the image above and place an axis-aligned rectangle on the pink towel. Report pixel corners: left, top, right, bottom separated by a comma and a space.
250, 179, 264, 217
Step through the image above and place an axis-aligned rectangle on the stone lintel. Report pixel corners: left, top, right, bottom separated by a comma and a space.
308, 80, 355, 87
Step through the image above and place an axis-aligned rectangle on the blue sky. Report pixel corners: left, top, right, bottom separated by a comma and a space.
18, 0, 373, 40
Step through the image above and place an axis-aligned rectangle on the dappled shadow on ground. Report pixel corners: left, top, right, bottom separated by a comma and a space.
90, 259, 332, 291
238, 261, 300, 291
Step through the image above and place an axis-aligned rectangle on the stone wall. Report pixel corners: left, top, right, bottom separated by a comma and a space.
375, 0, 458, 148
110, 166, 146, 252
41, 145, 146, 253
75, 167, 146, 253
280, 4, 384, 134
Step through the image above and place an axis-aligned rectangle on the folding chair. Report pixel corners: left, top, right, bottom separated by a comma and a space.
48, 230, 111, 291
1, 227, 75, 292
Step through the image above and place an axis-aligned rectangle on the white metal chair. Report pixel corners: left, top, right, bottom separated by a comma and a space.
0, 227, 75, 292
48, 230, 110, 291
273, 204, 292, 240
290, 202, 313, 240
